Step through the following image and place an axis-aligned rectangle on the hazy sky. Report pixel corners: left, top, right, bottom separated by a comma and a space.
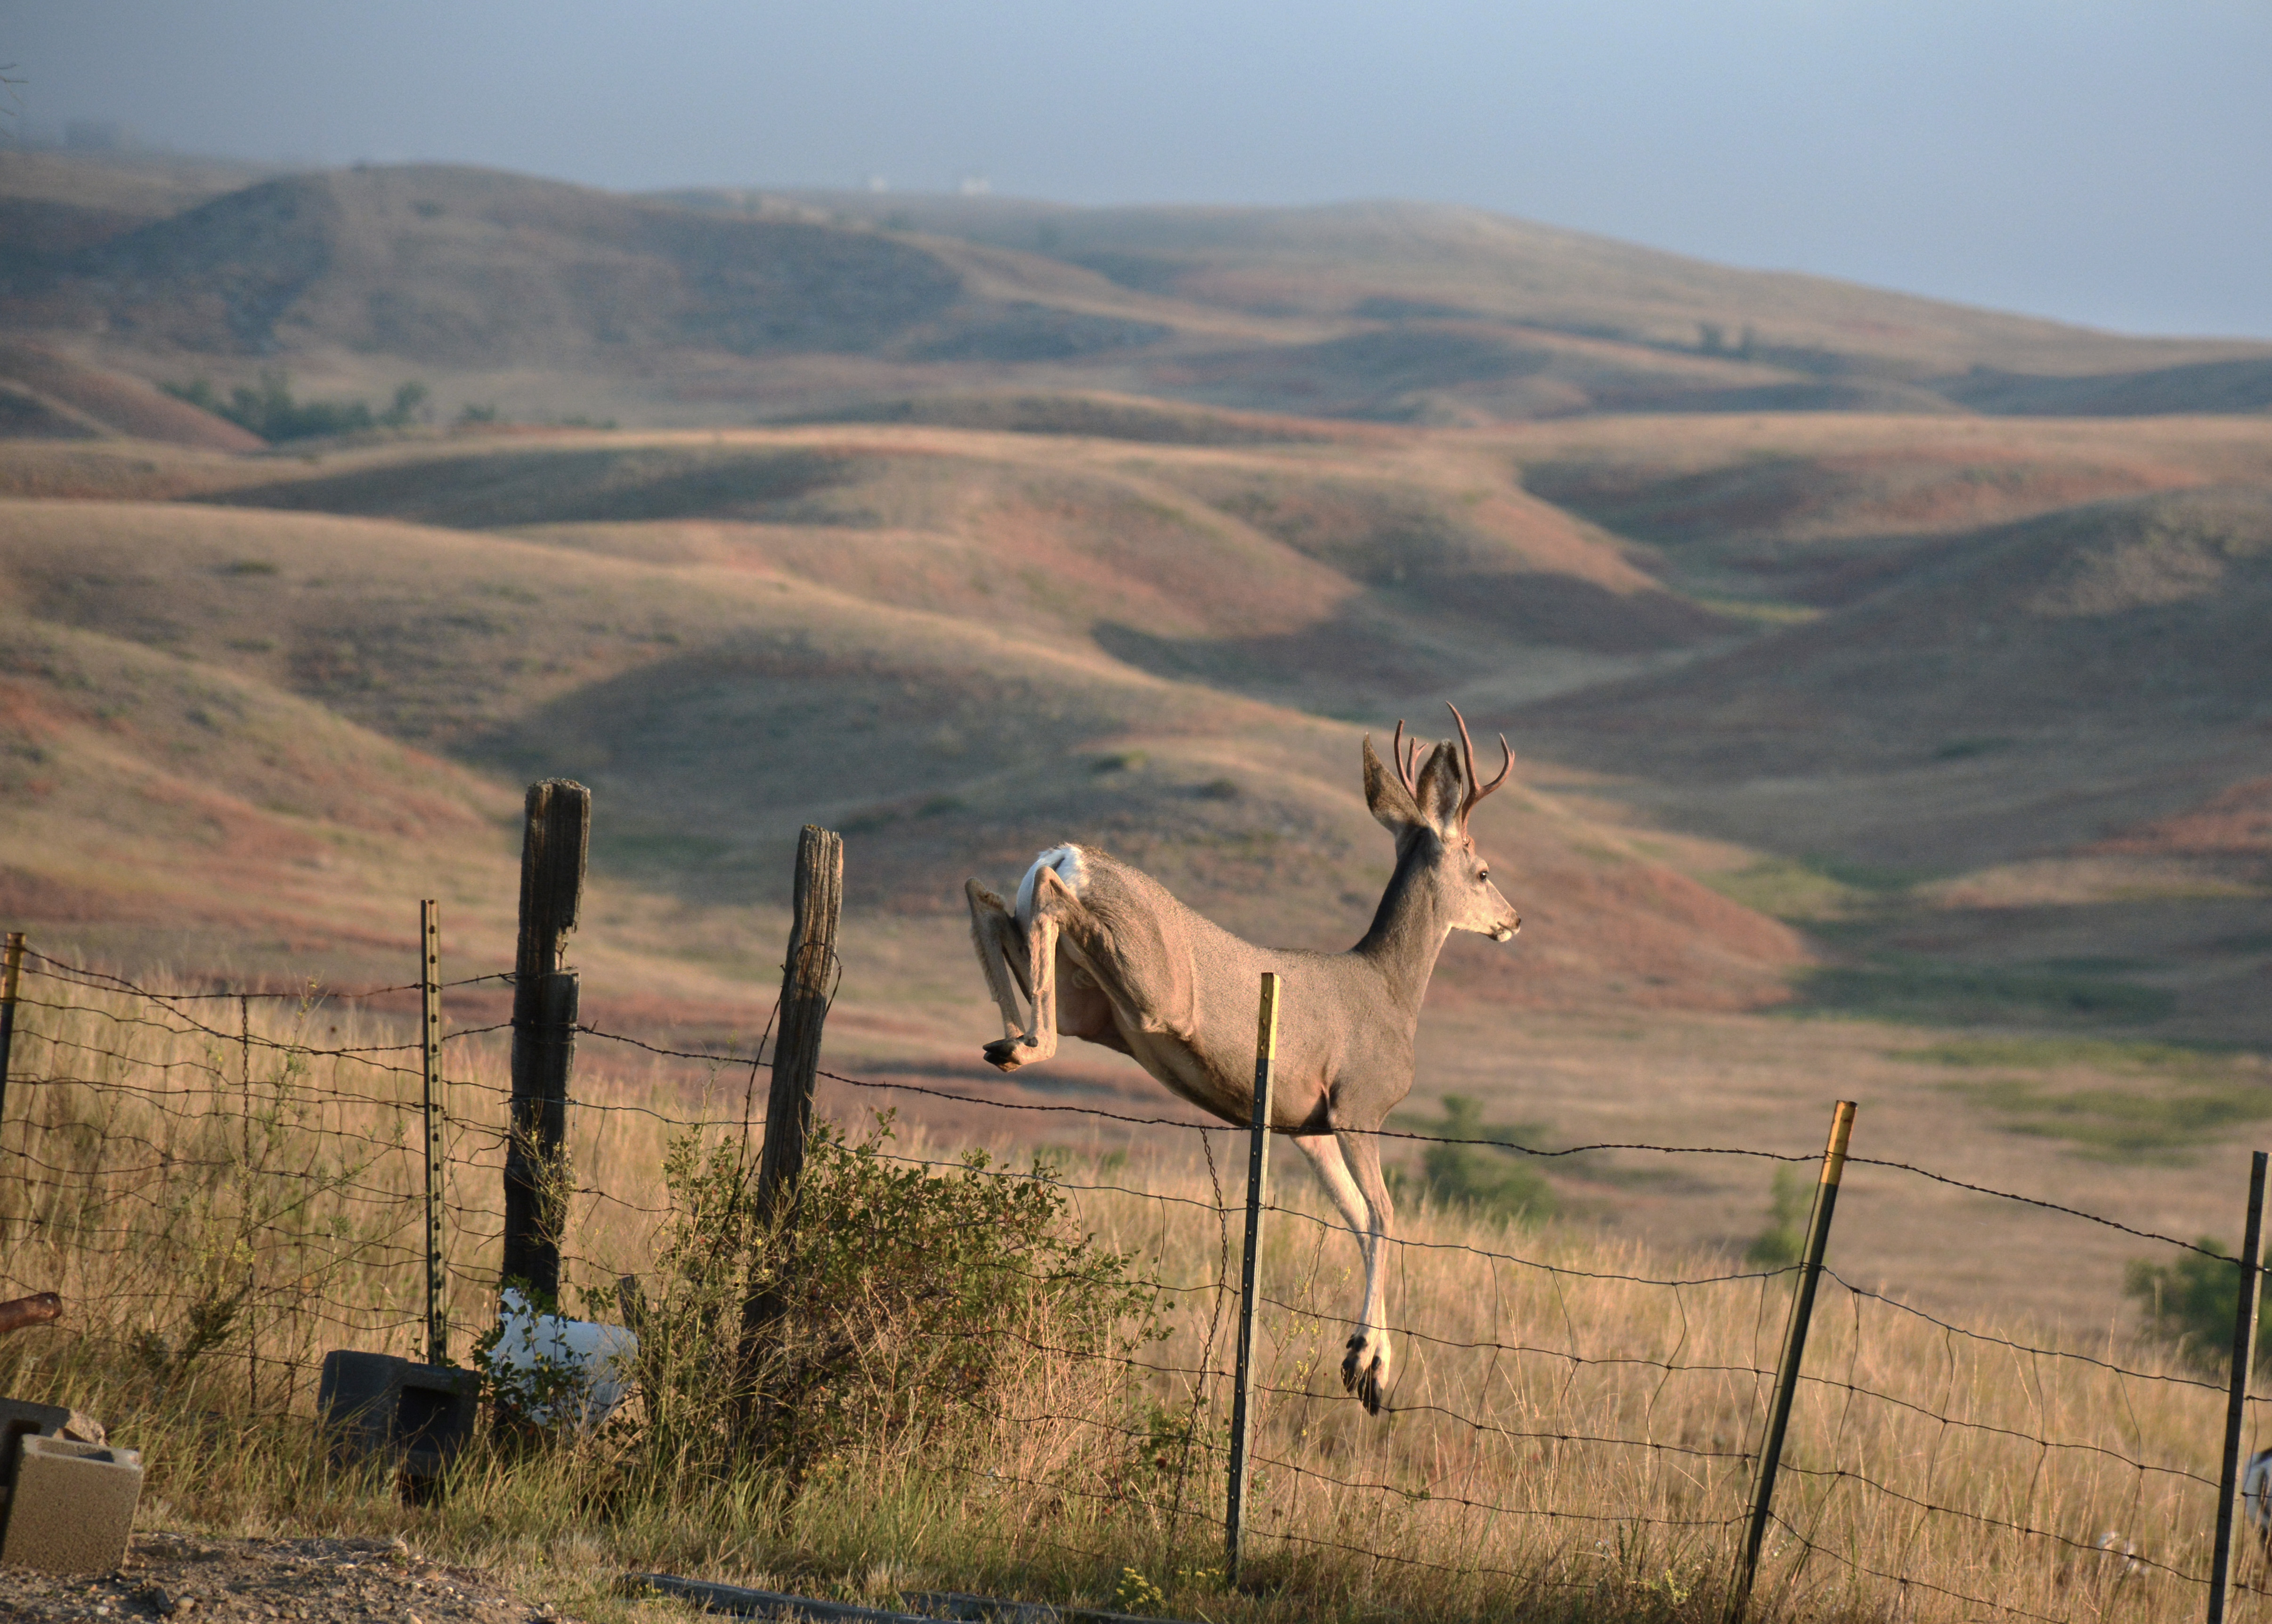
8, 1, 2270, 339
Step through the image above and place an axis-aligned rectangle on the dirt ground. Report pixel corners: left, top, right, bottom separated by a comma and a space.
0, 1533, 590, 1624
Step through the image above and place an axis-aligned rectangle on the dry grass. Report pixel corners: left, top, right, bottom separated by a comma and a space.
0, 962, 2251, 1624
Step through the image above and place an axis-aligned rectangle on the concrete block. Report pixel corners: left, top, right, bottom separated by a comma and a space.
0, 1435, 143, 1573
317, 1351, 478, 1489
317, 1350, 406, 1465
0, 1397, 106, 1500
395, 1363, 479, 1485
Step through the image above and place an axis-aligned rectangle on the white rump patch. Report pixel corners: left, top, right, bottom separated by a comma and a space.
1015, 844, 1088, 926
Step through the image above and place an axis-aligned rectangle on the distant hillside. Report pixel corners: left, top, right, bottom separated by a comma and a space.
6, 155, 2270, 430
0, 486, 1807, 1014
0, 340, 263, 449
720, 189, 2272, 384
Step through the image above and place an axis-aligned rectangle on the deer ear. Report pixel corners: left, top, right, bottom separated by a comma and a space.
1362, 735, 1422, 833
1412, 741, 1466, 829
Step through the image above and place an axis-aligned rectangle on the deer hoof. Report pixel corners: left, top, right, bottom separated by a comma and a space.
982, 1037, 1031, 1072
1342, 1332, 1389, 1416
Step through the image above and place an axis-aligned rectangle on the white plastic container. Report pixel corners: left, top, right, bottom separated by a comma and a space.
485, 1288, 639, 1426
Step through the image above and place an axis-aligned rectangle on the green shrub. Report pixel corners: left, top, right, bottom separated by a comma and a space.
2126, 1240, 2272, 1372
1744, 1165, 1811, 1269
623, 1111, 1163, 1500
1403, 1096, 1555, 1222
162, 371, 429, 442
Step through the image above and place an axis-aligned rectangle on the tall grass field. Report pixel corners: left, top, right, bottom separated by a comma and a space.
0, 961, 2248, 1624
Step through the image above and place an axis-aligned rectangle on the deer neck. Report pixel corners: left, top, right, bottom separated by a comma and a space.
1353, 833, 1453, 1008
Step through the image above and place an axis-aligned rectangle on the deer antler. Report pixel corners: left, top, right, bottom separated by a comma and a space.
1390, 718, 1423, 802
1447, 702, 1513, 827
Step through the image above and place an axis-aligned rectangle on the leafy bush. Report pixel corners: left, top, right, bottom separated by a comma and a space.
1745, 1165, 1812, 1269
163, 372, 429, 442
1401, 1096, 1555, 1222
623, 1111, 1162, 1499
2126, 1239, 2272, 1372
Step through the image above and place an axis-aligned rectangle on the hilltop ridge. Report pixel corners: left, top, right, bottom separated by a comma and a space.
5, 155, 2271, 429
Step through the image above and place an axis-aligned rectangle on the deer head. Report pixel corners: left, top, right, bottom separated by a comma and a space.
1361, 703, 1521, 942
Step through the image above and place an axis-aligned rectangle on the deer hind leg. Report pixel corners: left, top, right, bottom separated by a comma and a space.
1293, 1130, 1395, 1415
980, 866, 1077, 1072
965, 880, 1033, 1043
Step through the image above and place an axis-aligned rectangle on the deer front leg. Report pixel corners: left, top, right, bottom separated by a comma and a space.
1293, 1130, 1396, 1415
981, 867, 1076, 1072
965, 880, 1033, 1042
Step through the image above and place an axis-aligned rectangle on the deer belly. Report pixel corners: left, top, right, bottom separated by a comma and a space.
1120, 1026, 1250, 1124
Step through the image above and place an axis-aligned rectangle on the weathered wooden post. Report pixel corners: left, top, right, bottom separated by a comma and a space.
0, 931, 23, 1131
420, 900, 447, 1364
1225, 970, 1280, 1587
754, 826, 844, 1226
1732, 1100, 1856, 1624
503, 780, 588, 1299
738, 826, 844, 1425
2208, 1150, 2267, 1624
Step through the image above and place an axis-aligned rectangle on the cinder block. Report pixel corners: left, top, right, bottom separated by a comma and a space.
0, 1435, 143, 1574
317, 1350, 406, 1466
394, 1364, 478, 1485
317, 1351, 478, 1491
0, 1397, 106, 1502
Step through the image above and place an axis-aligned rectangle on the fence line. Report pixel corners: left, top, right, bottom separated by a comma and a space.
0, 932, 2261, 1624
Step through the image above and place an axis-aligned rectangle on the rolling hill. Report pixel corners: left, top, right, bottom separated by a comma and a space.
0, 476, 1808, 1024
8, 154, 2272, 431
1, 151, 2270, 1326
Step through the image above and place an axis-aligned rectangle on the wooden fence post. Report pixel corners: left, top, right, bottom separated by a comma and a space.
420, 900, 447, 1364
754, 825, 844, 1227
503, 779, 588, 1300
0, 931, 22, 1132
1733, 1099, 1857, 1624
1225, 971, 1280, 1587
738, 826, 844, 1420
2208, 1150, 2267, 1624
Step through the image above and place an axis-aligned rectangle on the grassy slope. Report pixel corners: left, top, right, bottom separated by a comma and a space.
1489, 414, 2272, 1048
0, 469, 1806, 1022
744, 188, 2272, 377
11, 156, 2271, 434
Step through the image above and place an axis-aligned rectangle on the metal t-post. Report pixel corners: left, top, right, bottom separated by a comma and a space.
420, 900, 446, 1364
2208, 1150, 2267, 1624
1733, 1099, 1857, 1624
1225, 970, 1280, 1586
0, 931, 22, 1133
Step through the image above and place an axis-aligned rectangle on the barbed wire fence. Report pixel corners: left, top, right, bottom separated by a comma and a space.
0, 794, 2266, 1624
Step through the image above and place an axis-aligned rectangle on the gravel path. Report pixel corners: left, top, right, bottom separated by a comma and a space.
0, 1531, 589, 1623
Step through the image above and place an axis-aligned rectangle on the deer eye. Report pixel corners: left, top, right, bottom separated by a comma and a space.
1478, 868, 1489, 881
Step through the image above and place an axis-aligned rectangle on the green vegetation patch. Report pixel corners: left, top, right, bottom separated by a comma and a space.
1704, 853, 1915, 922
1791, 958, 2175, 1027
1952, 1075, 2272, 1161
1896, 1035, 2243, 1074
1687, 595, 1823, 626
165, 372, 429, 443
1900, 1036, 2268, 1160
1389, 1096, 1557, 1223
1705, 859, 1864, 921
2127, 1240, 2272, 1373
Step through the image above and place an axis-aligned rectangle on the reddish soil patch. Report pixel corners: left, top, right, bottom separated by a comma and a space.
2093, 776, 2272, 859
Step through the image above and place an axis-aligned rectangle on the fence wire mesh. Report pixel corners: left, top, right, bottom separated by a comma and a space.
0, 942, 2260, 1623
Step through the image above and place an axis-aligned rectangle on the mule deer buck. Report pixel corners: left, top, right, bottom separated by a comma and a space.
964, 704, 1520, 1413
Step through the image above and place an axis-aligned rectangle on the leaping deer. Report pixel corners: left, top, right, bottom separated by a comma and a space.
964, 704, 1520, 1413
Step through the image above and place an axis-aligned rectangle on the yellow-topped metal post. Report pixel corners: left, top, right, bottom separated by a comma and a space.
1225, 971, 1281, 1584
1733, 1100, 1858, 1623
